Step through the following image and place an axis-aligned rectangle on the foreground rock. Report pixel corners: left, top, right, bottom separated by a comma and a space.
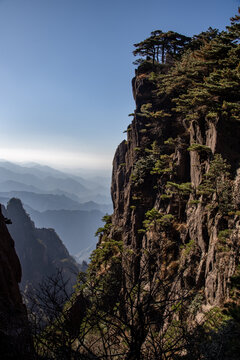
0, 206, 32, 358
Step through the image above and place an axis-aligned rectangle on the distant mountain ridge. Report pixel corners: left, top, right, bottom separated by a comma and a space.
0, 161, 112, 261
0, 190, 112, 213
0, 161, 112, 203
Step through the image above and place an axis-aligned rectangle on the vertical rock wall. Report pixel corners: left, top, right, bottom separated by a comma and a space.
110, 71, 240, 309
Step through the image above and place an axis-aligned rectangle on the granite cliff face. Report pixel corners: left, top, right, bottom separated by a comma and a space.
85, 22, 240, 357
0, 206, 32, 358
96, 55, 239, 357
111, 67, 240, 310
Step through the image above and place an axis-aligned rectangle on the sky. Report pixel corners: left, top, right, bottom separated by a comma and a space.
0, 0, 239, 173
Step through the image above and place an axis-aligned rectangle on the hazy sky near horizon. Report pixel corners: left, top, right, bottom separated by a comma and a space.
0, 0, 238, 171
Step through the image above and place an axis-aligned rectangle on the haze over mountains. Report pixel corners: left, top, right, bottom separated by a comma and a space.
0, 160, 112, 261
0, 160, 111, 203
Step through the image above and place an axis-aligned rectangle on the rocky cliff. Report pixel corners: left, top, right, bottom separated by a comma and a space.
103, 21, 240, 358
111, 69, 240, 308
20, 15, 240, 359
0, 206, 32, 358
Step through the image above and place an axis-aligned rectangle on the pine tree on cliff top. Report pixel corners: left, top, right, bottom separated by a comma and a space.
133, 31, 191, 65
187, 27, 219, 51
154, 9, 240, 123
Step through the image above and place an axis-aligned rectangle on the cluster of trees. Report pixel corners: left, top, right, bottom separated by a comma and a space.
133, 31, 191, 65
153, 11, 240, 124
132, 27, 221, 66
25, 248, 240, 359
24, 258, 194, 359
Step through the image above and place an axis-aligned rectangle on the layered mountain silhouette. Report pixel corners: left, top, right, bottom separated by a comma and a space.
0, 161, 111, 203
0, 161, 112, 260
0, 191, 112, 213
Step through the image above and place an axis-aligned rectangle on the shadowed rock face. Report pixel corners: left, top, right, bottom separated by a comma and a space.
0, 206, 32, 359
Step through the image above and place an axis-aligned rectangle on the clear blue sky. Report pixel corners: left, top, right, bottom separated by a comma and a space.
0, 0, 238, 172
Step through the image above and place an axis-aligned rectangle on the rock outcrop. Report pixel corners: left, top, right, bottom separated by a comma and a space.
0, 206, 32, 358
111, 68, 240, 308
97, 63, 239, 358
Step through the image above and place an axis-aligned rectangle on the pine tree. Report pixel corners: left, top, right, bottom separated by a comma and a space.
133, 31, 191, 66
